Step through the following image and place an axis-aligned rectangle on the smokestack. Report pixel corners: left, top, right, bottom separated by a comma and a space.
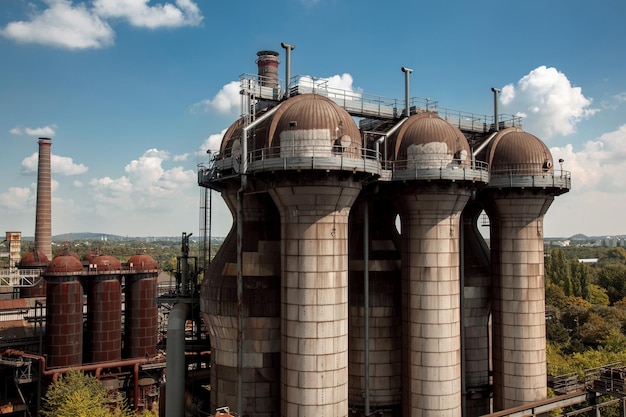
256, 50, 280, 88
35, 138, 52, 260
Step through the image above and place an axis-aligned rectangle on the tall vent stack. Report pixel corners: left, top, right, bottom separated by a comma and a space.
35, 138, 52, 260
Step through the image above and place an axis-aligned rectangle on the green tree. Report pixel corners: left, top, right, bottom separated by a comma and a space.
41, 370, 109, 417
546, 248, 570, 293
597, 264, 626, 304
41, 370, 152, 417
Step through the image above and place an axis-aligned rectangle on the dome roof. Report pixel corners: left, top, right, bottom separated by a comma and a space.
127, 254, 158, 271
20, 249, 48, 266
390, 112, 470, 166
47, 252, 83, 273
488, 127, 553, 174
93, 255, 121, 271
263, 94, 362, 154
220, 118, 245, 156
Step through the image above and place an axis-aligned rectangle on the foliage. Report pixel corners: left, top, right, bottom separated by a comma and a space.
41, 370, 109, 417
41, 370, 155, 417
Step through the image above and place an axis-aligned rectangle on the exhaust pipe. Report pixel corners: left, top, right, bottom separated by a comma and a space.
281, 42, 296, 98
401, 67, 413, 117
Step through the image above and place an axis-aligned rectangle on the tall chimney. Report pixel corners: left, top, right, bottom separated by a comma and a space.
35, 138, 52, 260
256, 50, 280, 88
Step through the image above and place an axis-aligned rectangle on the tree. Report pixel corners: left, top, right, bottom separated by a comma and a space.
41, 370, 109, 417
41, 370, 156, 417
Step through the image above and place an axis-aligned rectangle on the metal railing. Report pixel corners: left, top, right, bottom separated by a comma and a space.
0, 269, 41, 287
490, 165, 572, 189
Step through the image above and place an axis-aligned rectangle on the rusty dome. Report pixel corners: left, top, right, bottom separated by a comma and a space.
488, 127, 554, 175
127, 253, 158, 271
264, 94, 362, 154
219, 118, 245, 158
391, 112, 470, 166
47, 251, 83, 273
20, 249, 49, 266
93, 255, 121, 271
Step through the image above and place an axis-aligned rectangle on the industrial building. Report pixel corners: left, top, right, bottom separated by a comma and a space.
197, 45, 571, 417
9, 43, 624, 417
0, 139, 205, 416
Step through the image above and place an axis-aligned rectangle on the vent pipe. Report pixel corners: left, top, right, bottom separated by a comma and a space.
35, 138, 52, 260
491, 87, 501, 131
401, 67, 413, 117
281, 42, 296, 98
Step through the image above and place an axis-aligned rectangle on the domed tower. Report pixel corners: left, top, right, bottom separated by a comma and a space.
386, 112, 488, 417
261, 94, 365, 417
200, 118, 282, 417
19, 248, 49, 298
85, 254, 122, 363
482, 127, 570, 411
44, 250, 84, 368
124, 254, 159, 359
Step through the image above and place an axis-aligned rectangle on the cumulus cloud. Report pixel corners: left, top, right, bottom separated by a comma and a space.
298, 73, 362, 100
500, 66, 598, 139
21, 153, 88, 176
190, 81, 240, 115
197, 128, 227, 156
0, 0, 114, 50
93, 0, 203, 28
550, 124, 626, 192
190, 72, 361, 116
9, 125, 57, 137
0, 187, 33, 211
88, 148, 196, 210
1, 0, 203, 49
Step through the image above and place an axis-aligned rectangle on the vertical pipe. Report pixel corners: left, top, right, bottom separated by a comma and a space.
165, 303, 190, 417
491, 87, 501, 131
281, 42, 296, 98
363, 201, 370, 415
236, 172, 246, 416
401, 67, 413, 117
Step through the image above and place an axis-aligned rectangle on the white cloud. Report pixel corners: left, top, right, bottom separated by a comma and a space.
500, 66, 598, 140
21, 153, 88, 176
298, 73, 362, 100
198, 128, 227, 156
190, 81, 241, 115
550, 124, 626, 192
10, 125, 57, 137
93, 0, 203, 28
88, 148, 196, 210
0, 187, 33, 211
0, 0, 114, 50
173, 153, 189, 162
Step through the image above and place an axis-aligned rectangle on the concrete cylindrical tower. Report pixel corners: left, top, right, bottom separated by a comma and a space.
35, 138, 52, 260
45, 250, 84, 368
256, 50, 280, 88
124, 254, 158, 359
397, 187, 469, 417
86, 255, 122, 363
270, 178, 360, 417
348, 197, 402, 416
387, 112, 477, 417
484, 128, 566, 410
262, 93, 363, 417
201, 184, 282, 417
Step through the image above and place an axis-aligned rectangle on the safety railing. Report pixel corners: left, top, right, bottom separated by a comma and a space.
490, 166, 572, 189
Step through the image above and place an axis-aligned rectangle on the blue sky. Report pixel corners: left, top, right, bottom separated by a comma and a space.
1, 0, 625, 239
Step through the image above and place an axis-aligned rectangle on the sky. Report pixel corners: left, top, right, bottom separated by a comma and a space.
1, 0, 625, 239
